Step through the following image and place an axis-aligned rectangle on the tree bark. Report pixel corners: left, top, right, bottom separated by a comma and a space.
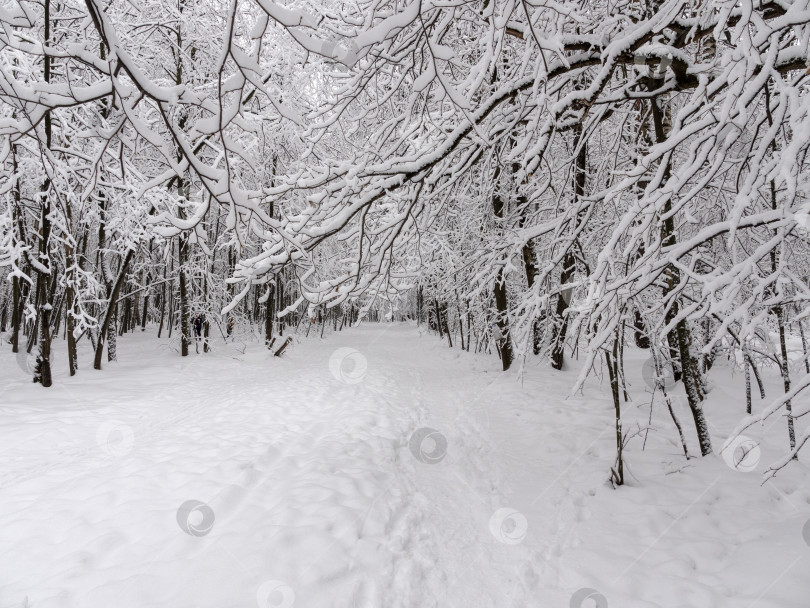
94, 249, 135, 370
36, 0, 54, 387
491, 165, 513, 371
551, 126, 587, 370
651, 96, 712, 456
605, 339, 624, 486
265, 285, 275, 347
177, 185, 190, 357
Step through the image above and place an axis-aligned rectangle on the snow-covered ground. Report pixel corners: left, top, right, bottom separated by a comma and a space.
1, 323, 808, 608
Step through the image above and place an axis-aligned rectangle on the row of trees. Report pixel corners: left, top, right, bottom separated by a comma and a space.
1, 0, 809, 476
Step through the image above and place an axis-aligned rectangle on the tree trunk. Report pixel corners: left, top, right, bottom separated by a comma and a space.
265, 285, 274, 347
651, 97, 712, 456
36, 192, 53, 387
433, 298, 443, 338
605, 339, 624, 486
94, 249, 134, 370
633, 308, 650, 349
277, 277, 284, 336
177, 194, 190, 357
674, 317, 712, 455
516, 160, 541, 356
745, 350, 752, 415
551, 125, 587, 370
167, 290, 175, 339
63, 197, 78, 375
442, 302, 452, 348
11, 274, 20, 354
119, 293, 130, 336
36, 0, 54, 387
491, 164, 513, 371
550, 251, 575, 371
492, 270, 512, 370
157, 265, 167, 338
107, 303, 118, 362
776, 305, 797, 456
799, 318, 810, 376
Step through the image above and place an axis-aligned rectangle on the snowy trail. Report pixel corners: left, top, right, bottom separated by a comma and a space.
0, 325, 541, 608
1, 324, 809, 608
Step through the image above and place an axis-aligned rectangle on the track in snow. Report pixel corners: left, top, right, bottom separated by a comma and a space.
1, 323, 808, 608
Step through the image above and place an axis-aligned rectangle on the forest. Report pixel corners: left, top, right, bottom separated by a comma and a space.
1, 0, 810, 605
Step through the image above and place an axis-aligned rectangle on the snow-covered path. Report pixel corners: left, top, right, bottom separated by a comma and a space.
1, 324, 808, 607
2, 325, 542, 608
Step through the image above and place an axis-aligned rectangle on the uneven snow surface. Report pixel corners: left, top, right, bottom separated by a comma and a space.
1, 324, 809, 607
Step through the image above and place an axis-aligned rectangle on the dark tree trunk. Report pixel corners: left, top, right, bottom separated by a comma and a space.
605, 339, 624, 486
277, 277, 284, 337
442, 302, 452, 348
94, 249, 135, 370
64, 203, 78, 375
516, 161, 540, 356
674, 317, 711, 455
141, 290, 150, 331
119, 293, 130, 336
11, 274, 20, 354
492, 270, 512, 370
433, 298, 443, 338
551, 126, 587, 370
157, 265, 167, 338
36, 191, 53, 387
107, 303, 118, 362
177, 200, 190, 357
550, 251, 575, 371
491, 164, 513, 371
652, 97, 712, 456
763, 87, 797, 455
265, 286, 274, 348
167, 290, 175, 339
776, 305, 797, 456
633, 309, 650, 349
36, 0, 54, 387
799, 318, 810, 376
